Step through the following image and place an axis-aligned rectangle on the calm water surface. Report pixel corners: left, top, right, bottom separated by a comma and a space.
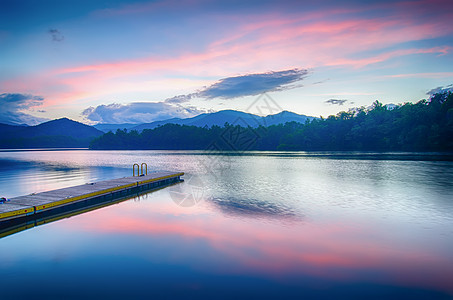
0, 150, 452, 299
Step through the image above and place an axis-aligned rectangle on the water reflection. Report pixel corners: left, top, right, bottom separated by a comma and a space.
27, 190, 451, 298
208, 196, 300, 221
0, 158, 128, 198
0, 150, 452, 299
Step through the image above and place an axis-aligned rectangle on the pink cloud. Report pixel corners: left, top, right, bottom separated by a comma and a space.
58, 11, 452, 79
207, 14, 452, 68
2, 0, 452, 109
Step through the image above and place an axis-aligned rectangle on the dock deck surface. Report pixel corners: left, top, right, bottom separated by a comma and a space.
0, 171, 184, 222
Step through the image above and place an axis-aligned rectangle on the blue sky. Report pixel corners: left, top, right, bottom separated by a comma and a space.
1, 0, 453, 125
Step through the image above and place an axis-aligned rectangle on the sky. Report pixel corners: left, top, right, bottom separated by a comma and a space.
1, 0, 453, 125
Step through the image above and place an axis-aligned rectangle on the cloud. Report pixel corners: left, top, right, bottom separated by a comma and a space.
0, 93, 43, 107
3, 0, 451, 113
164, 93, 196, 104
48, 29, 64, 42
325, 99, 348, 105
23, 2, 450, 107
161, 69, 309, 105
81, 68, 307, 125
208, 196, 300, 221
82, 102, 206, 124
198, 69, 309, 99
427, 84, 453, 96
0, 93, 48, 125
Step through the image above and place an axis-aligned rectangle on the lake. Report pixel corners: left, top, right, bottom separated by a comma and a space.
0, 150, 452, 299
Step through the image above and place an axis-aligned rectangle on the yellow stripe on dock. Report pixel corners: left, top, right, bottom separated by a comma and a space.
33, 182, 138, 211
0, 204, 35, 221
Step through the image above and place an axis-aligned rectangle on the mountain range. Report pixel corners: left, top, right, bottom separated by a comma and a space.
0, 110, 315, 149
94, 110, 315, 132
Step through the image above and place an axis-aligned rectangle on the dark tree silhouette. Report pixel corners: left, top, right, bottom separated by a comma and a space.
89, 93, 453, 152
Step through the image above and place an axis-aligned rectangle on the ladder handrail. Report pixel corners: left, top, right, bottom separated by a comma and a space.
132, 163, 140, 176
133, 163, 148, 176
141, 163, 148, 176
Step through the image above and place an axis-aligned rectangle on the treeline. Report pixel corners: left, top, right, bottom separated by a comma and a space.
0, 136, 95, 149
90, 92, 453, 151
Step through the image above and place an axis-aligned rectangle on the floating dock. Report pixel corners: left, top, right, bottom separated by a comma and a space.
0, 170, 184, 224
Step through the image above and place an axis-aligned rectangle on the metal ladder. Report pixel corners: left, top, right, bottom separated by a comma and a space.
133, 163, 148, 176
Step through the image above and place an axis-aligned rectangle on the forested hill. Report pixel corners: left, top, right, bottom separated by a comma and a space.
0, 118, 104, 149
90, 92, 453, 151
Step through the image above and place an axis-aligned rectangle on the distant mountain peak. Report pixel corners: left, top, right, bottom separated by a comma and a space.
29, 117, 104, 138
44, 117, 73, 123
129, 109, 316, 131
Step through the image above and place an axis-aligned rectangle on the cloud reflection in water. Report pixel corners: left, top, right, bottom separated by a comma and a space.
207, 196, 302, 222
